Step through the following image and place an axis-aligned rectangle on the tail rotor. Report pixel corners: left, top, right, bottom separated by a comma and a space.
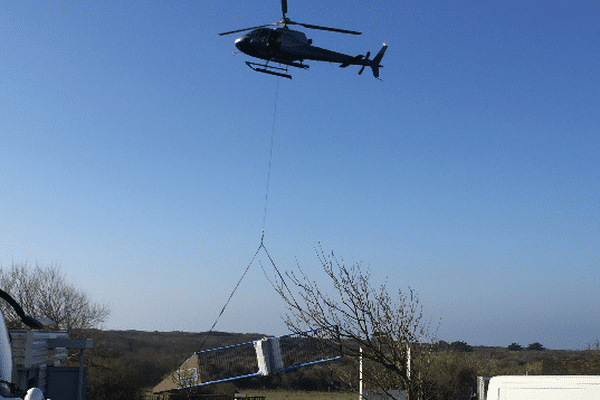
355, 44, 387, 78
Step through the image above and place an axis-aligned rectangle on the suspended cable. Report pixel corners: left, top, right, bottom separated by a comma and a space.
199, 79, 281, 350
262, 78, 279, 232
198, 242, 263, 350
258, 78, 300, 309
198, 78, 305, 352
258, 237, 299, 310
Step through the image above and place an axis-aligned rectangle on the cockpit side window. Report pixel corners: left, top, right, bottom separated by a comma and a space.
257, 29, 269, 42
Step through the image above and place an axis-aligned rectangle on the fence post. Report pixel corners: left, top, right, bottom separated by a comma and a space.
477, 376, 488, 400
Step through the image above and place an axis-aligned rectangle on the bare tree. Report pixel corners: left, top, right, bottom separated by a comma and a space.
0, 262, 110, 335
276, 248, 434, 400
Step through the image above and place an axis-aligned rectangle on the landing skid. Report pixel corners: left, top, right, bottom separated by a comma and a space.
245, 60, 309, 79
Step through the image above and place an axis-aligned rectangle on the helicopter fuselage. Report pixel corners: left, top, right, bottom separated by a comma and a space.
220, 0, 386, 78
234, 27, 361, 67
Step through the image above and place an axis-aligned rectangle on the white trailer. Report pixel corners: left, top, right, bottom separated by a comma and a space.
486, 375, 600, 400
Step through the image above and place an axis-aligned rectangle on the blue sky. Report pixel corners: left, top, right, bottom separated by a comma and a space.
1, 0, 598, 350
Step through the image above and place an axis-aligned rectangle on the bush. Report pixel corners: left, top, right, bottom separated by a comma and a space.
527, 343, 545, 351
449, 341, 473, 353
422, 352, 476, 400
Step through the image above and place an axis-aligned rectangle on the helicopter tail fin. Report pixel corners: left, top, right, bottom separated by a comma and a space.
370, 43, 388, 78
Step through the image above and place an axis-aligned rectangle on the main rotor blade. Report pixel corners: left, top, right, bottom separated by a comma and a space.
293, 21, 362, 35
281, 0, 288, 18
219, 24, 270, 36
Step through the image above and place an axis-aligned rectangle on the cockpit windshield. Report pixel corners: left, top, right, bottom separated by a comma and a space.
247, 28, 270, 43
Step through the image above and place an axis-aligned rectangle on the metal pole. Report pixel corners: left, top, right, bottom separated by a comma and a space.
406, 344, 410, 400
78, 348, 85, 400
477, 376, 485, 400
359, 347, 363, 400
407, 345, 410, 381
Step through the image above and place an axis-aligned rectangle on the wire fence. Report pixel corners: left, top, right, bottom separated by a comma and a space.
278, 329, 340, 371
179, 327, 341, 388
191, 341, 261, 386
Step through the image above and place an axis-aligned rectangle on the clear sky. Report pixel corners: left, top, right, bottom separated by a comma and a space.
1, 0, 598, 350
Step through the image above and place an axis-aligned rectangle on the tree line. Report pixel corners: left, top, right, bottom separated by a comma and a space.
2, 261, 599, 400
82, 330, 600, 400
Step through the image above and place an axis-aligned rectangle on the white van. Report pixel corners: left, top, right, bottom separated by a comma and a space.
486, 375, 600, 400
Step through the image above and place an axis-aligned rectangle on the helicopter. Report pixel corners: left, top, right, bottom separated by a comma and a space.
219, 0, 387, 79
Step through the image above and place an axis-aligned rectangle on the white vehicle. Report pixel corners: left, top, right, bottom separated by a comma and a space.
486, 375, 600, 400
0, 290, 46, 400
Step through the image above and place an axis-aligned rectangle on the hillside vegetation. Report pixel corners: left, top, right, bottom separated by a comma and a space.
76, 330, 600, 400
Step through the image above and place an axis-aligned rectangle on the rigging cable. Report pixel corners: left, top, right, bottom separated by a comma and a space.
262, 78, 278, 232
258, 78, 300, 310
198, 79, 284, 351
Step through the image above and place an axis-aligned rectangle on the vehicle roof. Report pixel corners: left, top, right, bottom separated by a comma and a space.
491, 375, 600, 382
488, 375, 600, 391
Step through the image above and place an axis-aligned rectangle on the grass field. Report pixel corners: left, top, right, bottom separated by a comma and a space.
240, 390, 358, 400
